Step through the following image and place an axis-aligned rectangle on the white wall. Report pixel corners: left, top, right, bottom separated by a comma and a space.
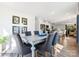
0, 4, 36, 52
0, 5, 35, 35
35, 16, 51, 31
38, 17, 51, 31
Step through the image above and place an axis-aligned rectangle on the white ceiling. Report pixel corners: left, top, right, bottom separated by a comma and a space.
0, 2, 78, 23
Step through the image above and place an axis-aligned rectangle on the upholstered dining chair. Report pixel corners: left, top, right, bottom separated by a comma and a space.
51, 31, 60, 56
25, 31, 32, 36
13, 34, 32, 57
35, 31, 59, 57
34, 31, 39, 35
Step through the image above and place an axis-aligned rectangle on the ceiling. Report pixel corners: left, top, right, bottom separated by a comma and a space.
0, 2, 78, 23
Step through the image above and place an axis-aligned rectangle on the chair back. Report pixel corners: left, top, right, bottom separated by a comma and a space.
34, 31, 39, 35
52, 32, 59, 46
25, 31, 31, 36
43, 31, 58, 51
47, 32, 57, 47
13, 34, 23, 55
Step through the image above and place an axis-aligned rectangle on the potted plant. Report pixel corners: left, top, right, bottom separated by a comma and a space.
0, 35, 8, 56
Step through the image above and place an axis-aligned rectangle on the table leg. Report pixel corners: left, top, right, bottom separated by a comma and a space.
31, 43, 35, 57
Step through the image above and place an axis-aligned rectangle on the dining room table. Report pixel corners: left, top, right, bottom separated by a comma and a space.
21, 35, 48, 57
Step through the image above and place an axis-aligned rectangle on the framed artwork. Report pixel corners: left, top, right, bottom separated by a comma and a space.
21, 27, 27, 34
12, 26, 20, 34
40, 24, 45, 30
46, 25, 49, 28
40, 24, 45, 33
12, 16, 20, 24
46, 25, 49, 30
22, 18, 27, 25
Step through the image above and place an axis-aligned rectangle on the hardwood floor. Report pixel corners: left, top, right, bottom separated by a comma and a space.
57, 36, 79, 57
36, 36, 79, 57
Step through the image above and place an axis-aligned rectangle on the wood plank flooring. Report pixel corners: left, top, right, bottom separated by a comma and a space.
57, 36, 79, 57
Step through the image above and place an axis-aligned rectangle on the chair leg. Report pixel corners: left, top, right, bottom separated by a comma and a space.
35, 50, 48, 57
54, 46, 58, 57
18, 54, 23, 57
52, 46, 56, 57
54, 49, 57, 56
52, 47, 54, 56
35, 50, 38, 57
45, 51, 48, 57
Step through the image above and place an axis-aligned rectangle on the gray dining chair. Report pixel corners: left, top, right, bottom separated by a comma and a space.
35, 31, 59, 57
34, 31, 39, 35
25, 31, 32, 36
13, 34, 32, 57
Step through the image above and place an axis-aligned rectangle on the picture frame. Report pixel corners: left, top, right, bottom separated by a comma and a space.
22, 17, 27, 25
40, 24, 45, 30
46, 25, 49, 28
12, 16, 20, 24
12, 26, 20, 34
40, 24, 45, 33
21, 27, 27, 34
46, 25, 49, 30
